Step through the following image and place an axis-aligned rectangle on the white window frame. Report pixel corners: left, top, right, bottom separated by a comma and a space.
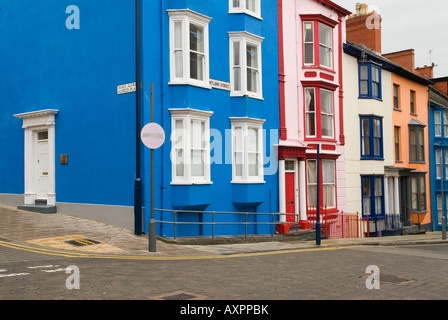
168, 9, 211, 88
229, 0, 261, 19
230, 117, 265, 183
229, 32, 264, 99
169, 108, 213, 185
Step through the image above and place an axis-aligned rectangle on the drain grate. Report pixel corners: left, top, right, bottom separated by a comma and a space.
150, 290, 206, 300
65, 239, 100, 247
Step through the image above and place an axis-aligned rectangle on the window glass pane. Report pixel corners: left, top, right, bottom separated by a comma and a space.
435, 111, 442, 137
362, 178, 371, 215
304, 22, 314, 64
436, 150, 442, 179
307, 160, 317, 184
372, 67, 379, 82
319, 23, 332, 47
305, 89, 316, 136
174, 21, 183, 49
233, 0, 240, 8
319, 46, 332, 68
246, 44, 258, 93
360, 81, 369, 95
411, 177, 418, 210
444, 112, 448, 136
285, 160, 295, 171
38, 131, 48, 140
191, 150, 204, 176
360, 65, 368, 80
420, 176, 426, 209
190, 52, 204, 81
361, 118, 370, 156
304, 44, 314, 64
322, 160, 335, 184
304, 22, 313, 42
438, 195, 443, 224
176, 149, 184, 177
319, 23, 332, 68
189, 24, 204, 53
372, 82, 379, 97
246, 0, 256, 13
418, 129, 424, 161
409, 129, 416, 160
248, 153, 258, 176
321, 90, 333, 137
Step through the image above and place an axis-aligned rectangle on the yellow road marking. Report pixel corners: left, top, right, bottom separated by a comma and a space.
1, 239, 445, 261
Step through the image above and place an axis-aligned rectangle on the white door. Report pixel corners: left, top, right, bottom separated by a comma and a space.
36, 131, 49, 200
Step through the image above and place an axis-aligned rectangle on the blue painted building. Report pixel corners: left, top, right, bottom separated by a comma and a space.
0, 0, 279, 237
428, 79, 448, 231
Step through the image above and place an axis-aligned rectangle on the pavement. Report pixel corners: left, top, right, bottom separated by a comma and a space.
1, 204, 447, 259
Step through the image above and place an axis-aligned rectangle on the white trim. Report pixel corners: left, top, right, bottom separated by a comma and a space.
228, 0, 262, 19
169, 108, 213, 185
230, 117, 265, 183
14, 109, 58, 206
168, 9, 211, 88
228, 32, 264, 99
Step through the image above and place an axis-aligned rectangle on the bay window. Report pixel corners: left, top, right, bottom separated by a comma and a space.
362, 176, 384, 217
230, 117, 265, 183
411, 174, 426, 212
302, 18, 335, 69
229, 32, 263, 99
170, 108, 212, 184
304, 87, 334, 139
229, 0, 261, 18
409, 125, 425, 162
360, 116, 383, 160
168, 10, 211, 87
307, 159, 336, 209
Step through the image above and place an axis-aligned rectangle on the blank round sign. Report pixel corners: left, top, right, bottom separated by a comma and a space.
141, 123, 165, 149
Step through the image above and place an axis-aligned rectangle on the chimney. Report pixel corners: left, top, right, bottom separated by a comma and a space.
346, 3, 382, 53
434, 79, 448, 96
415, 65, 434, 79
383, 49, 415, 72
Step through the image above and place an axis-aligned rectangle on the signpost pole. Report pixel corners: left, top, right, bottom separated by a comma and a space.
149, 83, 157, 252
134, 0, 142, 236
316, 144, 321, 246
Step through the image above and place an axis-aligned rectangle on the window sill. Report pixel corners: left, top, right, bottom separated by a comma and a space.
393, 107, 402, 112
303, 65, 336, 74
410, 112, 418, 116
170, 181, 213, 186
168, 81, 211, 90
230, 92, 264, 100
409, 161, 426, 164
231, 180, 265, 184
358, 96, 383, 101
361, 157, 384, 161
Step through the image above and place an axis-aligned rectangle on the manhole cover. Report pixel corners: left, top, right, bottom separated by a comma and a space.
65, 239, 100, 247
360, 273, 413, 284
162, 293, 197, 300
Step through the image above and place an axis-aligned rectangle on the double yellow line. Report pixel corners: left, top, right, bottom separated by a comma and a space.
0, 239, 360, 261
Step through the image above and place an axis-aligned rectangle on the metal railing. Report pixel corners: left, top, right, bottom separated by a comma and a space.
154, 209, 299, 239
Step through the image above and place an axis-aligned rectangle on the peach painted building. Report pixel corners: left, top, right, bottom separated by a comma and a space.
276, 0, 350, 232
384, 49, 432, 227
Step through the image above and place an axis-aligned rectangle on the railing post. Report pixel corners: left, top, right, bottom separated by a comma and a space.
212, 212, 215, 239
174, 210, 177, 240
245, 212, 248, 238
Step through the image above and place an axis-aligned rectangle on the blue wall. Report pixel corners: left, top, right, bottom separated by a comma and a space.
140, 0, 280, 237
0, 0, 279, 237
0, 1, 136, 207
429, 101, 448, 231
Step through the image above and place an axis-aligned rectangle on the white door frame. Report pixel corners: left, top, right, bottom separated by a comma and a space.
14, 110, 58, 206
